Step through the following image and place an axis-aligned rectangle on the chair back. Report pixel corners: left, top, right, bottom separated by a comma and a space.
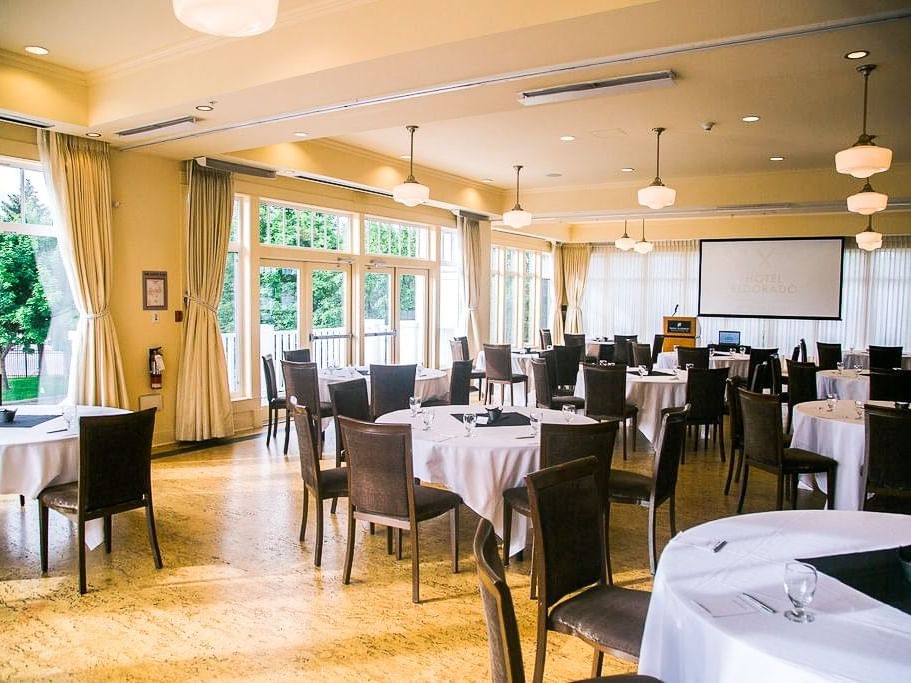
530, 358, 553, 409
748, 348, 779, 391
78, 409, 156, 517
869, 370, 911, 402
785, 360, 818, 407
283, 348, 311, 362
816, 342, 842, 371
632, 343, 653, 370
726, 376, 745, 448
791, 345, 800, 362
526, 456, 607, 609
613, 335, 637, 364
539, 350, 559, 402
290, 400, 321, 491
329, 378, 371, 422
455, 336, 471, 361
676, 346, 709, 370
582, 364, 627, 419
651, 334, 665, 363
474, 519, 525, 683
262, 354, 280, 401
539, 329, 552, 349
869, 345, 902, 371
281, 360, 320, 416
597, 343, 615, 363
652, 405, 690, 504
563, 333, 585, 348
338, 417, 413, 518
552, 344, 581, 387
799, 338, 808, 363
450, 337, 468, 362
449, 360, 473, 405
539, 422, 618, 490
738, 388, 784, 470
864, 405, 911, 498
370, 364, 417, 418
483, 344, 514, 382
685, 367, 730, 421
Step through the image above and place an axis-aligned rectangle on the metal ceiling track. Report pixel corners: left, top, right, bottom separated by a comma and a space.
121, 8, 911, 151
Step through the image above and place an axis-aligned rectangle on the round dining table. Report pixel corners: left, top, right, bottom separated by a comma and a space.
376, 404, 593, 556
656, 351, 751, 379
638, 509, 911, 683
317, 366, 448, 404
816, 369, 869, 401
843, 349, 911, 371
474, 348, 538, 379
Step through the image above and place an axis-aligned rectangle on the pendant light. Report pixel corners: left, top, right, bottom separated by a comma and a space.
615, 220, 635, 250
172, 0, 279, 37
633, 219, 654, 254
846, 180, 888, 215
855, 215, 882, 252
392, 125, 430, 207
502, 165, 532, 228
835, 64, 892, 178
638, 127, 676, 209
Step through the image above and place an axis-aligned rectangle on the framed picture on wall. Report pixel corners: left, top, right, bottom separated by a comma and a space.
142, 271, 168, 310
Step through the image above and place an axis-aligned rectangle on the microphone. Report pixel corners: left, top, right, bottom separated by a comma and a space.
672, 304, 679, 316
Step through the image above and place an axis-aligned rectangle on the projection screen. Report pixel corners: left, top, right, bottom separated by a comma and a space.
698, 238, 844, 320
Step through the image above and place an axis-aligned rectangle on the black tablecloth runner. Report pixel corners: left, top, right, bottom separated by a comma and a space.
450, 412, 531, 427
627, 370, 676, 377
0, 413, 59, 429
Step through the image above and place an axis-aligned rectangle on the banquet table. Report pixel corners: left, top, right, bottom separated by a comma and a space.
656, 350, 751, 379
638, 510, 911, 683
376, 404, 593, 556
816, 369, 869, 401
316, 366, 448, 404
843, 349, 911, 371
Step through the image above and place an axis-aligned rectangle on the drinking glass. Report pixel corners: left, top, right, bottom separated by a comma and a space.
529, 410, 541, 437
561, 405, 576, 423
638, 364, 648, 376
62, 405, 77, 431
685, 363, 694, 372
836, 361, 844, 374
463, 412, 476, 437
825, 392, 837, 411
598, 360, 608, 367
409, 396, 421, 417
854, 400, 863, 419
709, 347, 716, 357
853, 364, 862, 373
783, 561, 818, 623
421, 408, 435, 431
739, 346, 746, 355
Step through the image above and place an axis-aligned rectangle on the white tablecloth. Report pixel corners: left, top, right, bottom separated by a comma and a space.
816, 369, 869, 401
317, 367, 448, 404
843, 350, 911, 370
376, 405, 592, 556
656, 351, 750, 379
474, 349, 537, 378
639, 510, 911, 683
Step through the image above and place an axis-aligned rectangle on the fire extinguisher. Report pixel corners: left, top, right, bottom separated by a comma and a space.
149, 347, 164, 389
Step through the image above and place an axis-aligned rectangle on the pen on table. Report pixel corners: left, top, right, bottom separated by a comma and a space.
46, 427, 68, 434
742, 592, 776, 614
712, 540, 727, 553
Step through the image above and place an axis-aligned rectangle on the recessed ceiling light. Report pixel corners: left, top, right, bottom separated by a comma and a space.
845, 50, 869, 60
293, 131, 308, 137
195, 104, 214, 112
86, 132, 102, 138
481, 178, 494, 183
742, 115, 760, 123
769, 155, 785, 162
24, 46, 49, 55
620, 167, 635, 173
559, 135, 576, 142
546, 172, 563, 178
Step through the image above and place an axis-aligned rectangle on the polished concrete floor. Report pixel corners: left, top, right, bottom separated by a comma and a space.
0, 419, 823, 681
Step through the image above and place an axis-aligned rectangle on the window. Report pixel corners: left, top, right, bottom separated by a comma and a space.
364, 217, 430, 259
218, 196, 246, 395
0, 158, 77, 404
489, 244, 552, 347
438, 228, 463, 367
259, 199, 350, 251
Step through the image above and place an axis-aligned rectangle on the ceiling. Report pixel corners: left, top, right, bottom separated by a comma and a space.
0, 0, 909, 201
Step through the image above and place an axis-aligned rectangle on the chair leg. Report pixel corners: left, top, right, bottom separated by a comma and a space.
648, 504, 658, 575
529, 538, 538, 600
502, 500, 513, 566
283, 410, 291, 455
737, 464, 750, 514
827, 465, 837, 510
621, 418, 628, 461
315, 498, 324, 567
411, 524, 421, 604
145, 499, 163, 569
396, 529, 404, 561
591, 650, 604, 678
718, 419, 726, 463
485, 381, 491, 405
386, 527, 394, 554
669, 494, 677, 536
343, 502, 356, 585
103, 514, 112, 554
450, 505, 459, 573
723, 447, 737, 495
19, 494, 25, 507
299, 487, 309, 542
632, 413, 638, 451
266, 408, 273, 444
330, 497, 338, 514
790, 474, 799, 511
775, 474, 785, 511
532, 610, 548, 683
78, 520, 87, 595
39, 501, 49, 574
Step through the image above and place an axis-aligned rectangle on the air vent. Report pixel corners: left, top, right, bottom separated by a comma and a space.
518, 70, 675, 106
117, 116, 198, 137
0, 113, 53, 129
195, 157, 276, 178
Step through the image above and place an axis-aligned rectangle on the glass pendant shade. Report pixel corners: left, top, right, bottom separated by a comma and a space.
855, 222, 883, 251
633, 220, 653, 254
846, 181, 887, 215
392, 180, 430, 207
637, 182, 676, 210
615, 220, 635, 250
836, 143, 893, 179
502, 208, 532, 229
172, 0, 279, 37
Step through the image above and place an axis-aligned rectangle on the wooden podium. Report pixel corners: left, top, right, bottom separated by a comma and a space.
661, 316, 697, 352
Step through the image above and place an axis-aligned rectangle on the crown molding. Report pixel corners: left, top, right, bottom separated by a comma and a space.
0, 49, 87, 86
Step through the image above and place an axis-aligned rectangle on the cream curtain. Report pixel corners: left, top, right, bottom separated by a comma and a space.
174, 161, 234, 440
562, 243, 591, 334
551, 244, 565, 344
38, 131, 129, 408
459, 216, 482, 357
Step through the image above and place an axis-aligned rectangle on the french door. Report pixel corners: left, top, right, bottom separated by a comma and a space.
362, 267, 428, 366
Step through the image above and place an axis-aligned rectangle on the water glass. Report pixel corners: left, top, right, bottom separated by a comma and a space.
739, 346, 746, 355
825, 392, 838, 411
598, 360, 609, 367
854, 400, 863, 419
638, 364, 648, 376
421, 408, 435, 431
783, 561, 818, 623
685, 363, 694, 372
561, 405, 576, 423
709, 347, 715, 357
62, 405, 77, 431
409, 396, 421, 417
529, 410, 541, 437
836, 361, 844, 374
463, 412, 476, 436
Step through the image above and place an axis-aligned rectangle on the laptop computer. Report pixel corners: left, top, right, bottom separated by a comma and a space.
718, 330, 741, 347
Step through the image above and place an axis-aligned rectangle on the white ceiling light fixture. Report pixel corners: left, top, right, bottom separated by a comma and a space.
502, 165, 532, 229
846, 180, 888, 215
172, 0, 279, 37
24, 46, 49, 55
638, 127, 676, 210
633, 219, 654, 254
855, 215, 883, 251
835, 64, 892, 178
392, 125, 430, 207
614, 220, 635, 251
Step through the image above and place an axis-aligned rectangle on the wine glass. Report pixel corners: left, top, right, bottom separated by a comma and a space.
825, 392, 838, 412
528, 410, 541, 437
421, 408, 435, 431
783, 561, 818, 623
854, 400, 863, 419
836, 361, 844, 374
62, 405, 77, 431
685, 363, 694, 373
463, 412, 476, 437
561, 405, 576, 423
409, 396, 421, 417
638, 364, 648, 376
709, 347, 716, 357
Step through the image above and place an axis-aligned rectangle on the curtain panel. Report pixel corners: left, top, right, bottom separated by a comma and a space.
38, 131, 129, 408
561, 243, 591, 334
174, 161, 234, 441
459, 217, 482, 357
551, 244, 565, 345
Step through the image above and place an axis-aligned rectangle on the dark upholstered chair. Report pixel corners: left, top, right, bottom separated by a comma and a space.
290, 399, 348, 566
338, 417, 462, 603
473, 519, 661, 683
723, 377, 746, 495
582, 365, 638, 460
609, 406, 689, 573
631, 343, 653, 371
531, 357, 584, 411
424, 360, 472, 406
564, 333, 586, 348
613, 335, 637, 365
784, 360, 818, 433
262, 354, 288, 446
595, 343, 616, 364
370, 364, 416, 419
676, 346, 709, 370
868, 345, 902, 371
501, 422, 618, 573
737, 389, 837, 513
683, 367, 729, 461
526, 457, 651, 683
328, 378, 371, 468
38, 409, 161, 595
799, 338, 808, 363
553, 344, 583, 390
815, 342, 842, 371
863, 405, 911, 513
483, 344, 528, 406
869, 369, 911, 402
451, 336, 485, 395
747, 348, 779, 392
539, 329, 553, 349
282, 348, 311, 362
281, 360, 331, 455
651, 335, 665, 364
